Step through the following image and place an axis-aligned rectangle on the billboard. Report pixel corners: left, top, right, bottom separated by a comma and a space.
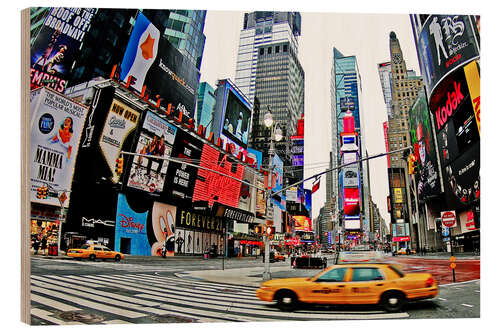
30, 8, 97, 92
344, 187, 360, 216
99, 99, 140, 183
294, 216, 312, 232
432, 68, 480, 208
343, 165, 359, 188
392, 223, 410, 237
247, 148, 263, 169
120, 12, 199, 118
127, 111, 177, 194
192, 144, 244, 208
291, 136, 304, 167
220, 81, 252, 149
114, 193, 150, 256
271, 153, 284, 195
164, 130, 203, 201
238, 167, 255, 212
409, 92, 440, 200
30, 88, 89, 207
417, 15, 480, 96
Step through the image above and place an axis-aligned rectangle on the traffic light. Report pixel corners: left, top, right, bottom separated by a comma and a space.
254, 226, 263, 234
36, 186, 43, 199
42, 186, 48, 199
265, 226, 275, 237
115, 156, 124, 175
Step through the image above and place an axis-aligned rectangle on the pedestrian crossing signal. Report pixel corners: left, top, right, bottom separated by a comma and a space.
255, 226, 263, 234
265, 226, 275, 236
115, 156, 124, 175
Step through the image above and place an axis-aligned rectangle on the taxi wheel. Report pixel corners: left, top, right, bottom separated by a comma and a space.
380, 291, 406, 312
275, 290, 297, 312
89, 254, 96, 261
114, 255, 121, 262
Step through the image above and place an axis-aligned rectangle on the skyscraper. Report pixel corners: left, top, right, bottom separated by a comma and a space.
235, 11, 304, 180
196, 82, 216, 135
330, 48, 370, 240
164, 10, 207, 70
379, 31, 424, 250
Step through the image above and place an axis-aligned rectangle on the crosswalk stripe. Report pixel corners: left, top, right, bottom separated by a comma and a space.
32, 275, 161, 307
92, 274, 266, 305
31, 308, 84, 325
139, 273, 258, 293
31, 273, 409, 323
30, 284, 146, 319
31, 293, 81, 312
123, 274, 259, 298
101, 320, 133, 324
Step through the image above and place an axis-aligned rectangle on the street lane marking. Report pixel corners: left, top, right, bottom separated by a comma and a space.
438, 298, 447, 301
462, 304, 474, 307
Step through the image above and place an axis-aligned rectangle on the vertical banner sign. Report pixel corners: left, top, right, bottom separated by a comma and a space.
463, 61, 480, 135
255, 177, 267, 219
30, 8, 96, 92
99, 99, 140, 183
30, 88, 89, 207
120, 11, 160, 92
238, 167, 255, 212
114, 193, 150, 256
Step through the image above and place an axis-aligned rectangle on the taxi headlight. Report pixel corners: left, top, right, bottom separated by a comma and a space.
259, 286, 274, 290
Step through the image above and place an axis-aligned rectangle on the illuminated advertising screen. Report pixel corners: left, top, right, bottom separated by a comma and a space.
344, 187, 360, 216
409, 93, 440, 200
127, 111, 177, 194
164, 130, 203, 201
247, 148, 263, 169
294, 216, 312, 231
192, 144, 244, 208
343, 165, 359, 188
392, 223, 410, 237
417, 15, 479, 96
120, 12, 199, 118
30, 8, 97, 92
291, 136, 304, 167
345, 218, 361, 230
432, 68, 480, 208
221, 83, 252, 149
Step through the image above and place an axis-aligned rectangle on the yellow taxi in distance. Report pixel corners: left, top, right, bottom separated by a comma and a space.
66, 244, 125, 262
396, 248, 416, 255
256, 263, 438, 312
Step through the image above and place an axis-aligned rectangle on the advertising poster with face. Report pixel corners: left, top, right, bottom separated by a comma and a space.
238, 167, 255, 212
151, 202, 176, 257
30, 8, 96, 93
127, 111, 177, 194
409, 93, 440, 200
99, 99, 140, 183
30, 88, 89, 207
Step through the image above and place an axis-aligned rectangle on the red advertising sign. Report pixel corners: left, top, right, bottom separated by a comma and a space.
293, 216, 312, 231
466, 210, 476, 230
344, 187, 360, 216
192, 144, 244, 207
441, 211, 457, 228
393, 236, 410, 242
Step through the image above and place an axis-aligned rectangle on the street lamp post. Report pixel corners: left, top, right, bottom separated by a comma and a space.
263, 106, 282, 281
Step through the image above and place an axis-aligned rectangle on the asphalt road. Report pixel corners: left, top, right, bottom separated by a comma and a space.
29, 255, 480, 324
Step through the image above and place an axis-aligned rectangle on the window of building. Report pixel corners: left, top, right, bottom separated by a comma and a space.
259, 48, 264, 55
283, 44, 288, 52
276, 45, 280, 53
268, 47, 272, 54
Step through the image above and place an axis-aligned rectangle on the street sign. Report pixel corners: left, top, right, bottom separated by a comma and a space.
441, 211, 457, 228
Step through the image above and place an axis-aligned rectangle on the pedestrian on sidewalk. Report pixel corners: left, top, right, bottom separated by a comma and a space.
40, 236, 47, 255
33, 238, 40, 255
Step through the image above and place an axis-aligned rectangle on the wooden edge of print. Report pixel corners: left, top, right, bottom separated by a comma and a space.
21, 8, 31, 325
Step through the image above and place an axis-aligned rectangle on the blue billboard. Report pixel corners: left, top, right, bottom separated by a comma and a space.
115, 193, 150, 256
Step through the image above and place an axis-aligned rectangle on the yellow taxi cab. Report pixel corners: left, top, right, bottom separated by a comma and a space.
396, 248, 416, 255
66, 244, 125, 262
256, 263, 438, 312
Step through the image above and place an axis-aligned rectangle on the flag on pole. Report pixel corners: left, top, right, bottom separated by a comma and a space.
120, 12, 160, 92
312, 176, 320, 194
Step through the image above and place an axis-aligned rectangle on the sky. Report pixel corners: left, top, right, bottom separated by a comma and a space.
199, 10, 421, 228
